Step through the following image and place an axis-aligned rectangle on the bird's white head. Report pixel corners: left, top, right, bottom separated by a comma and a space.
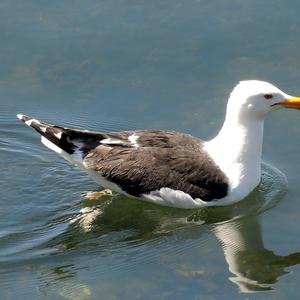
227, 80, 300, 121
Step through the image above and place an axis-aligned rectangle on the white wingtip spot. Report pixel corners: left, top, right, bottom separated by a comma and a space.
54, 132, 62, 139
24, 118, 41, 127
17, 114, 24, 120
25, 119, 34, 126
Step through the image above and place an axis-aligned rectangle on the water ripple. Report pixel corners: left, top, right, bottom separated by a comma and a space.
0, 109, 290, 295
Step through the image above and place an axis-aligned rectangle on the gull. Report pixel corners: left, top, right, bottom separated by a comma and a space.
17, 80, 300, 209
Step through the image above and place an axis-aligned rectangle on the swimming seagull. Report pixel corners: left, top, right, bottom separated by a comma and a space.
17, 80, 300, 209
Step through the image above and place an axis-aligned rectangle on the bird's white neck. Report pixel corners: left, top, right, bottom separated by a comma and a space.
204, 110, 264, 201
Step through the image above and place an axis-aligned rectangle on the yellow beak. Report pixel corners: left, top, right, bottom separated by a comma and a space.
281, 96, 300, 109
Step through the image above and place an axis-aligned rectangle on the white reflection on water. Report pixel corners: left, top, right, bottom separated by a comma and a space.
211, 163, 300, 292
213, 215, 300, 292
62, 162, 300, 293
70, 206, 104, 232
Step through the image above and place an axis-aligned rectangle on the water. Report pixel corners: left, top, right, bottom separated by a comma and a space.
1, 0, 300, 299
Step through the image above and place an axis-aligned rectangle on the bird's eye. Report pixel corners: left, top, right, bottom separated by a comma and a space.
264, 94, 273, 99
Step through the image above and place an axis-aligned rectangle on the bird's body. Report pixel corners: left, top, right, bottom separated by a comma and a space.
17, 80, 300, 208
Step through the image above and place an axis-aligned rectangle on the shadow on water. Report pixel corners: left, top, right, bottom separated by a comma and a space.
38, 163, 300, 293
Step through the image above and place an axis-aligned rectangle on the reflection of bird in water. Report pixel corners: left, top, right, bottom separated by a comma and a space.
38, 196, 300, 295
17, 81, 300, 208
62, 185, 300, 293
213, 216, 300, 292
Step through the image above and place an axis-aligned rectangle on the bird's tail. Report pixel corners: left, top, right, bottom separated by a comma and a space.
17, 114, 102, 168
